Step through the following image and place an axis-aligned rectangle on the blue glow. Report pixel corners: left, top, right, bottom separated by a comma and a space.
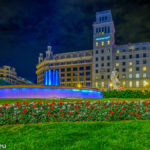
44, 69, 60, 86
51, 70, 53, 85
72, 89, 80, 92
0, 88, 103, 99
53, 70, 55, 85
55, 69, 59, 85
49, 69, 51, 85
96, 35, 110, 41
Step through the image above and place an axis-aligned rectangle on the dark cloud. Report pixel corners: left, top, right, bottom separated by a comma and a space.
0, 0, 150, 82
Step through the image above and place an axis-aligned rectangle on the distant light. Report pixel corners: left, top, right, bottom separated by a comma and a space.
77, 83, 82, 88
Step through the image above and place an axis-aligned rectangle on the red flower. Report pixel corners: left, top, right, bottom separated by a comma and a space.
110, 111, 114, 114
33, 105, 36, 108
59, 102, 63, 105
60, 114, 64, 117
51, 107, 54, 110
21, 118, 25, 120
122, 108, 125, 110
0, 113, 2, 116
145, 102, 149, 106
128, 106, 130, 109
51, 113, 54, 116
130, 112, 133, 115
67, 112, 72, 115
88, 115, 91, 118
74, 106, 78, 110
120, 112, 122, 115
145, 108, 148, 111
106, 114, 108, 118
135, 114, 139, 117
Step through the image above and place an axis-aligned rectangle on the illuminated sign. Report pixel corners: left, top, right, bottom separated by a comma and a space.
96, 35, 110, 41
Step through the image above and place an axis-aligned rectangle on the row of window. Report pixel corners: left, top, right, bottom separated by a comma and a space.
96, 80, 148, 88
96, 62, 110, 67
96, 69, 111, 73
96, 41, 110, 46
44, 60, 92, 67
55, 52, 92, 59
96, 26, 110, 34
95, 49, 111, 54
116, 53, 147, 60
115, 66, 147, 72
61, 66, 91, 72
116, 60, 147, 66
98, 16, 109, 23
60, 77, 91, 82
116, 47, 147, 53
95, 56, 111, 61
61, 72, 91, 77
95, 73, 147, 80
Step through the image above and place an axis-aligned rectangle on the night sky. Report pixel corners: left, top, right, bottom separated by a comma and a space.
0, 0, 150, 83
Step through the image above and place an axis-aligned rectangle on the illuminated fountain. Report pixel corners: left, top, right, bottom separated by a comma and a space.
0, 87, 103, 99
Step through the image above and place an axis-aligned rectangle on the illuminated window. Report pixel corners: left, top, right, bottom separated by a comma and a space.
129, 68, 132, 72
96, 42, 98, 46
116, 50, 120, 53
116, 63, 119, 67
95, 82, 98, 88
101, 82, 104, 87
143, 73, 146, 78
129, 81, 132, 87
129, 62, 132, 65
122, 81, 126, 87
96, 76, 99, 79
136, 74, 140, 78
122, 74, 126, 78
102, 32, 104, 35
101, 41, 104, 46
107, 49, 110, 53
136, 81, 139, 87
143, 66, 147, 71
129, 74, 132, 78
107, 40, 110, 45
143, 80, 147, 87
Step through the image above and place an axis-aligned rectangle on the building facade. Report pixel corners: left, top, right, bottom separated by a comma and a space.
0, 65, 32, 85
36, 46, 93, 88
36, 10, 150, 90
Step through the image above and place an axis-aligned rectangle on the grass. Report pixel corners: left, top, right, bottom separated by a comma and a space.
1, 98, 150, 149
0, 97, 150, 105
0, 121, 150, 150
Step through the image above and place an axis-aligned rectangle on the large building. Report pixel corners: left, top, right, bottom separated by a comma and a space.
36, 10, 150, 90
36, 46, 93, 88
0, 65, 32, 85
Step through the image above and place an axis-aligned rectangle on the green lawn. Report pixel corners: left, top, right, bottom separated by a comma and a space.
0, 121, 150, 150
0, 97, 150, 105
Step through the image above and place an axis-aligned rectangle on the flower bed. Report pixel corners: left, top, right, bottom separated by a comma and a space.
0, 100, 150, 125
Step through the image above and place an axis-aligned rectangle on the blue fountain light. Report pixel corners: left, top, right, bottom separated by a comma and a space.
44, 69, 60, 86
0, 88, 103, 99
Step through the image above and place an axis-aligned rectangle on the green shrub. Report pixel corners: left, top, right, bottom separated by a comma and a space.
102, 90, 150, 98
